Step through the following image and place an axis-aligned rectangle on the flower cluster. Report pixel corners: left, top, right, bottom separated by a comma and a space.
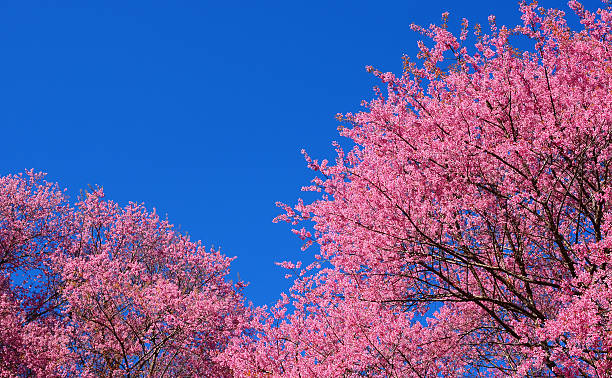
0, 172, 247, 376
224, 1, 612, 376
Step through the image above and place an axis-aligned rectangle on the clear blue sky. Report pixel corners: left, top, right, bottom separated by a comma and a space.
0, 0, 601, 306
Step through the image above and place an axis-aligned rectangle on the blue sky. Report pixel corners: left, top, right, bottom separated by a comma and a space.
0, 0, 602, 306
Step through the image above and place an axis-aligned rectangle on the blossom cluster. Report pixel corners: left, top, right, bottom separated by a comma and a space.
0, 171, 247, 376
223, 1, 612, 376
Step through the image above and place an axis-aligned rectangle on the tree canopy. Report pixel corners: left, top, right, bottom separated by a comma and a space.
224, 1, 612, 376
0, 171, 247, 376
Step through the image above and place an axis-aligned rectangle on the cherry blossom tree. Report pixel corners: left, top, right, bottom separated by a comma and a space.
224, 1, 612, 376
0, 171, 247, 377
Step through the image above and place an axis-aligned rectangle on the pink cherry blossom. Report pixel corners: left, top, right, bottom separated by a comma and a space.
0, 172, 247, 376
224, 1, 612, 376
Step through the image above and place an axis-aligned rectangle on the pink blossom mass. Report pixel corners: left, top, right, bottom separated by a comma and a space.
0, 171, 247, 376
224, 1, 612, 376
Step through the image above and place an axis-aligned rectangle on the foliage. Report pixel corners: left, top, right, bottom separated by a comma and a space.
0, 171, 247, 377
223, 1, 612, 376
